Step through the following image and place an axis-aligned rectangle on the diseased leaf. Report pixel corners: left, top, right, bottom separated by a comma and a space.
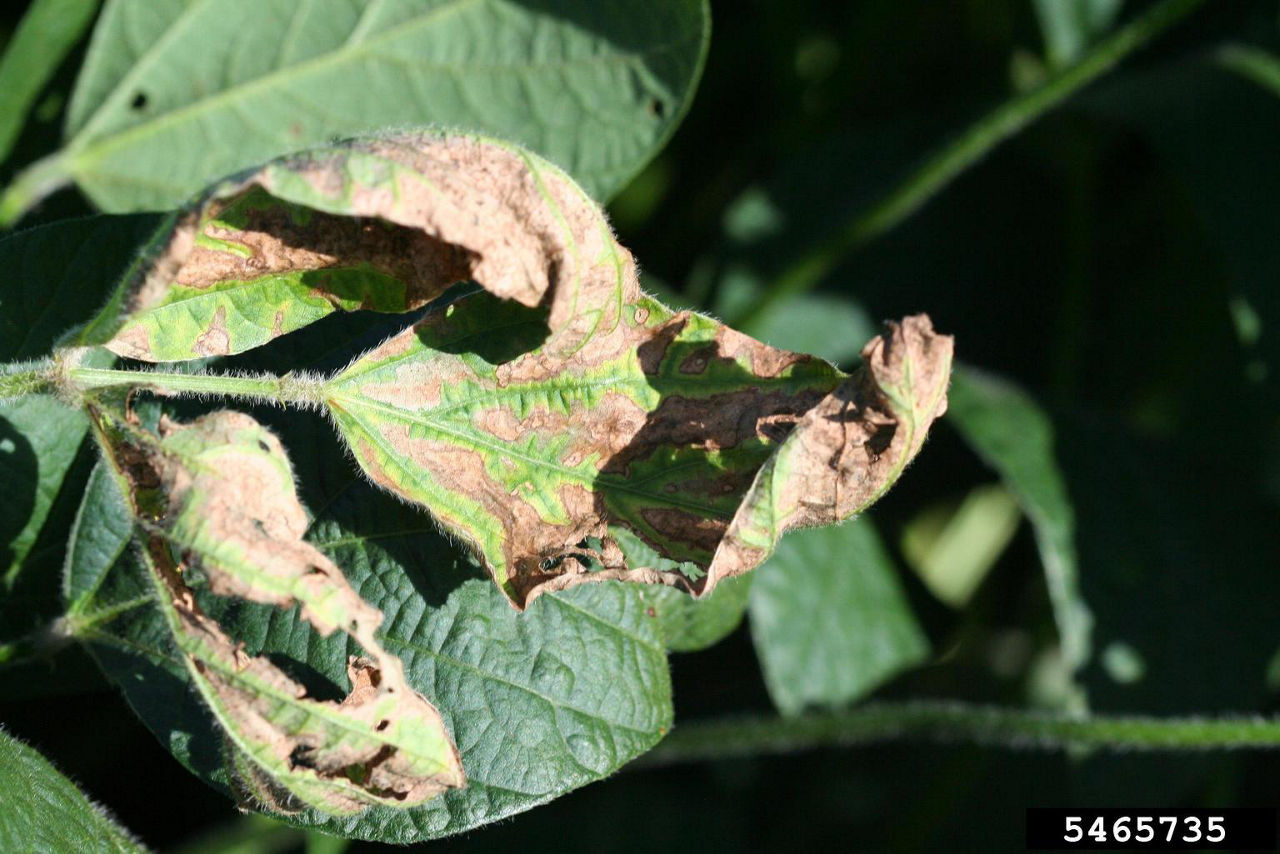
7, 0, 708, 220
102, 134, 634, 361
94, 134, 952, 609
89, 405, 464, 815
0, 727, 145, 853
947, 366, 1093, 677
326, 290, 952, 608
748, 516, 929, 715
68, 413, 672, 842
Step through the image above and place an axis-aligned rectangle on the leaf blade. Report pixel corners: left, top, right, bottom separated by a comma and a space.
0, 727, 145, 854
748, 516, 929, 715
54, 0, 708, 212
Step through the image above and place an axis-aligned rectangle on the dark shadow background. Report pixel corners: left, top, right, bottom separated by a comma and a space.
2, 1, 1280, 851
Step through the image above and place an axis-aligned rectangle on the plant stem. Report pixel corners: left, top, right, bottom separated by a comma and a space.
0, 618, 74, 667
733, 0, 1207, 332
0, 150, 71, 227
0, 362, 55, 400
67, 366, 325, 407
638, 702, 1280, 767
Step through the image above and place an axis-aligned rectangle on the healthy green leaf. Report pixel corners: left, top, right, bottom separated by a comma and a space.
647, 575, 752, 653
0, 727, 146, 853
1033, 0, 1124, 68
0, 396, 86, 596
748, 516, 929, 715
900, 483, 1022, 608
0, 0, 100, 166
946, 366, 1093, 677
4, 0, 708, 222
88, 404, 465, 815
69, 414, 673, 841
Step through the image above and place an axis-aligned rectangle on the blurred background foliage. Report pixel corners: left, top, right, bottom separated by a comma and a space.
2, 0, 1280, 850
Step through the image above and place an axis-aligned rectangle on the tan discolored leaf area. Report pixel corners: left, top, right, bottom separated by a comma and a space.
326, 295, 953, 609
98, 133, 630, 362
88, 406, 464, 815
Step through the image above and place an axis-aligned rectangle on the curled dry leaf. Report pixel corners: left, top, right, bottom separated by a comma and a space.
100, 133, 628, 362
90, 131, 952, 610
89, 407, 464, 815
324, 293, 953, 609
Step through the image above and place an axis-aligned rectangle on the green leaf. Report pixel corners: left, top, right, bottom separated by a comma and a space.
1033, 0, 1124, 68
0, 397, 87, 592
0, 0, 100, 166
946, 366, 1093, 678
900, 483, 1022, 608
72, 408, 673, 841
4, 0, 708, 222
0, 213, 163, 635
0, 727, 145, 853
748, 516, 929, 715
0, 213, 163, 360
89, 405, 465, 815
647, 576, 751, 653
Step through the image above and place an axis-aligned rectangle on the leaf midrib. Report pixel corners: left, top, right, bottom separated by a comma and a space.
330, 395, 738, 519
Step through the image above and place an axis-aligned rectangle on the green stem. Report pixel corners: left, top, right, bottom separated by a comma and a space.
0, 618, 74, 667
639, 702, 1280, 766
0, 361, 55, 400
0, 150, 71, 227
733, 0, 1207, 332
66, 365, 325, 407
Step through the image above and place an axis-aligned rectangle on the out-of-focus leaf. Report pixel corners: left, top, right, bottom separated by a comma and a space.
89, 405, 464, 815
748, 516, 929, 715
0, 727, 145, 853
71, 406, 673, 841
7, 0, 708, 220
900, 483, 1021, 608
947, 367, 1093, 677
1033, 0, 1124, 68
0, 0, 100, 165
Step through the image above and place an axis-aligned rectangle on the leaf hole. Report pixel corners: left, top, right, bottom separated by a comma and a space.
131, 91, 148, 110
375, 719, 390, 732
648, 97, 665, 118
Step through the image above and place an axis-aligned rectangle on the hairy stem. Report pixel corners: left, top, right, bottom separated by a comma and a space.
733, 0, 1207, 331
66, 365, 325, 407
0, 361, 55, 401
638, 702, 1280, 766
